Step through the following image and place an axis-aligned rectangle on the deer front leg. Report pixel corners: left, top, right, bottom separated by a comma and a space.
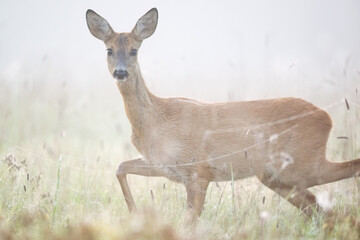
116, 158, 164, 212
185, 174, 210, 224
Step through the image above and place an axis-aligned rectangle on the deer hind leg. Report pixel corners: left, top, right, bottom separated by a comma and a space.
271, 185, 319, 217
311, 158, 360, 187
116, 158, 164, 212
258, 176, 320, 217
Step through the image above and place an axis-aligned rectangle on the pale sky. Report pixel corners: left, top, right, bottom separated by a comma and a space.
0, 0, 359, 104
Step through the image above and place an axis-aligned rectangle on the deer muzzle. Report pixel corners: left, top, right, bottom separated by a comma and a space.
113, 69, 129, 81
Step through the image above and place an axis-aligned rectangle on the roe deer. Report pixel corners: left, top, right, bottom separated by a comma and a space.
86, 8, 360, 221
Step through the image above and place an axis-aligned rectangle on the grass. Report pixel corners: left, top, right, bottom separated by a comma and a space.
0, 76, 359, 239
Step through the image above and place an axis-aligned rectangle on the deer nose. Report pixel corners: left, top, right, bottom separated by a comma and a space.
113, 69, 128, 80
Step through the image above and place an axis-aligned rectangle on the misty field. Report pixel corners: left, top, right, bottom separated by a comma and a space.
0, 75, 359, 240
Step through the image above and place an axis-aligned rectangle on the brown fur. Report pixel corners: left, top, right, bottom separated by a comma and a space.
86, 8, 360, 220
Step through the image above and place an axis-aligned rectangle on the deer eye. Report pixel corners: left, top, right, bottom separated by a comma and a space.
130, 49, 137, 56
106, 49, 113, 56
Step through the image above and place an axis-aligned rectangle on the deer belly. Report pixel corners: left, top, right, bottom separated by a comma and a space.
207, 154, 256, 181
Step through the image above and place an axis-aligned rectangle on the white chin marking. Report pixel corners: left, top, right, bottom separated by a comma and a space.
115, 77, 127, 83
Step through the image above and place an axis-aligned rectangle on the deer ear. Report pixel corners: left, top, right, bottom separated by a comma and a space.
132, 8, 158, 41
86, 9, 114, 42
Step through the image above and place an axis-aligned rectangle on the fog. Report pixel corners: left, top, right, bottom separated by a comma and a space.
1, 0, 359, 104
1, 2, 360, 233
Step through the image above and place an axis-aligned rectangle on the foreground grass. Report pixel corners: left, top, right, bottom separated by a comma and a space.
0, 78, 359, 239
1, 153, 360, 240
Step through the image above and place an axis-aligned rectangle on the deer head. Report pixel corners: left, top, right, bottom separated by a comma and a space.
86, 8, 158, 82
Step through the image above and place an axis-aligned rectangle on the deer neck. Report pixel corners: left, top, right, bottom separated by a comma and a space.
116, 65, 159, 135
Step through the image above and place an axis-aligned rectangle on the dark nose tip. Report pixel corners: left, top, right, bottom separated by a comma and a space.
113, 69, 128, 79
